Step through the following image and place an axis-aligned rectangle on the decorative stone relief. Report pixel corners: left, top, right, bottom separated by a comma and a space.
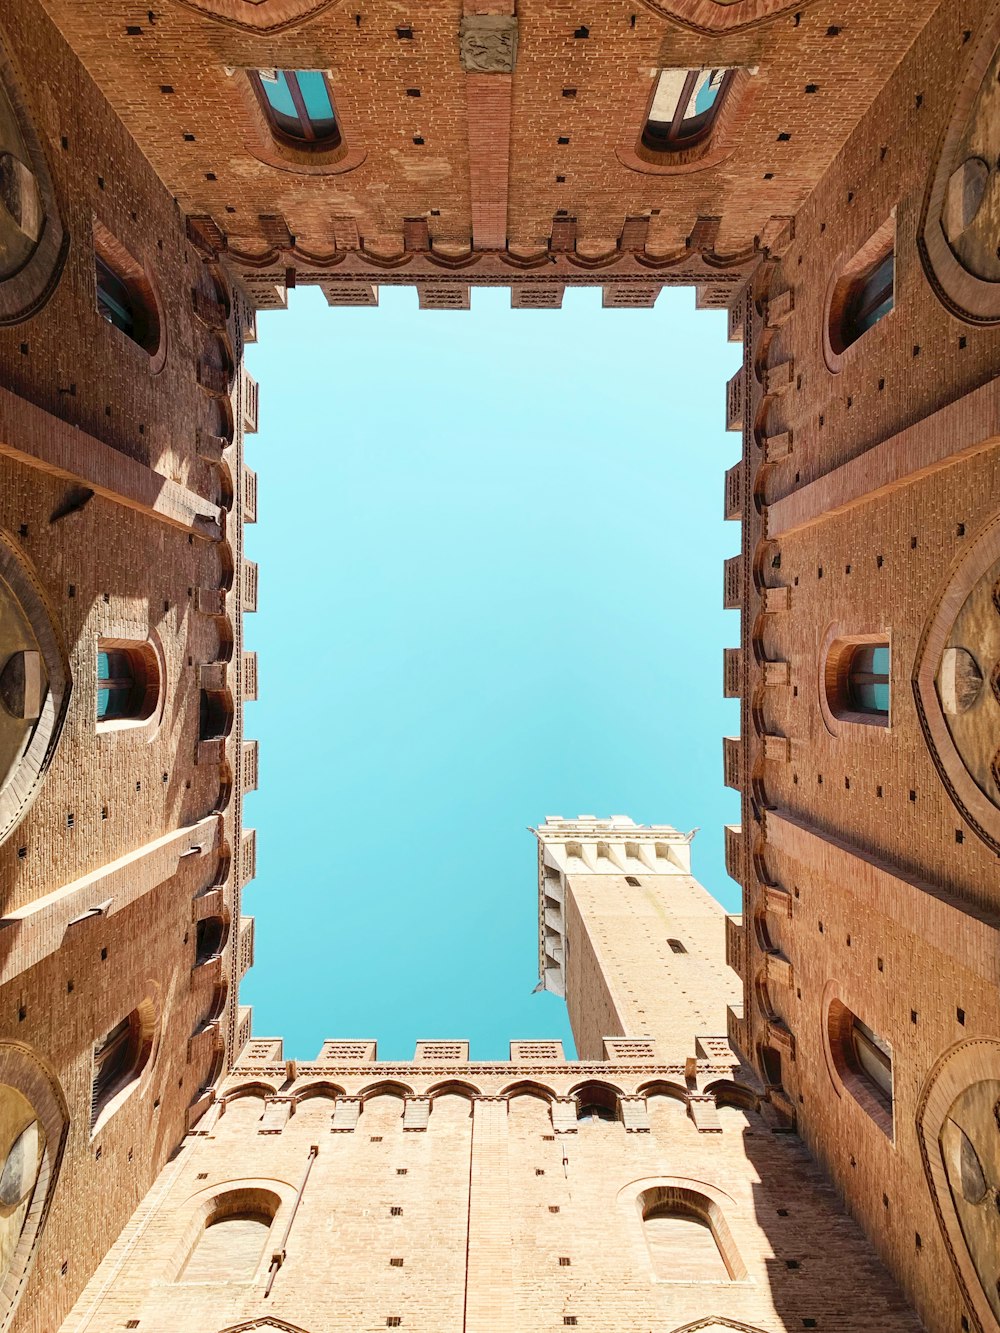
459, 16, 518, 74
914, 517, 1000, 850
0, 531, 70, 846
0, 29, 65, 322
920, 24, 1000, 322
917, 1041, 1000, 1333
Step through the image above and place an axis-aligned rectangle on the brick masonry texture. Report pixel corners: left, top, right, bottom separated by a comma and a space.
0, 0, 997, 1331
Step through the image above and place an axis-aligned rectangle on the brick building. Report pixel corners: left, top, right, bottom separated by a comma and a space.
0, 0, 997, 1330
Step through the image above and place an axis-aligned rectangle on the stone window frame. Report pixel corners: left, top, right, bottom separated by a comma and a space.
91, 219, 166, 372
616, 1176, 750, 1285
818, 624, 894, 738
616, 65, 756, 176
821, 985, 895, 1141
0, 1043, 69, 1331
94, 633, 165, 737
0, 530, 71, 848
233, 65, 366, 178
822, 213, 896, 374
0, 28, 67, 325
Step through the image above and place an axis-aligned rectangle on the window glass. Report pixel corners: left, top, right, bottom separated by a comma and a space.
848, 644, 890, 715
253, 70, 339, 145
644, 68, 733, 149
848, 252, 894, 338
96, 257, 135, 337
97, 648, 137, 721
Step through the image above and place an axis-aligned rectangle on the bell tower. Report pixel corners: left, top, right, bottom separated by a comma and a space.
534, 815, 741, 1063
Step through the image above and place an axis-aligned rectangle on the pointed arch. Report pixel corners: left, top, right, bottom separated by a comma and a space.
498, 1079, 555, 1104
357, 1079, 414, 1101
426, 1079, 481, 1102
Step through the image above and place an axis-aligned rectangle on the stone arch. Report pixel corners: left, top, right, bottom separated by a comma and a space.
704, 1080, 761, 1113
636, 1079, 687, 1102
426, 1080, 480, 1102
357, 1080, 414, 1102
0, 1043, 69, 1332
0, 530, 71, 848
291, 1081, 346, 1105
633, 0, 812, 34
498, 1080, 555, 1104
916, 1038, 1000, 1332
0, 24, 67, 323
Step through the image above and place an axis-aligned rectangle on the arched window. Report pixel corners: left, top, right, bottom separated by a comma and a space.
93, 236, 159, 354
96, 641, 159, 726
826, 997, 893, 1135
574, 1082, 618, 1124
250, 70, 340, 148
199, 688, 232, 741
180, 1189, 279, 1283
825, 640, 890, 725
638, 1186, 744, 1281
91, 1004, 154, 1130
838, 249, 894, 350
195, 915, 226, 965
643, 68, 735, 151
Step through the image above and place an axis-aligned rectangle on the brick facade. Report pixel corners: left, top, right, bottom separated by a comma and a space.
0, 0, 997, 1329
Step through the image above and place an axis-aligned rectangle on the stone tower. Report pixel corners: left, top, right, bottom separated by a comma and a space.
536, 815, 740, 1063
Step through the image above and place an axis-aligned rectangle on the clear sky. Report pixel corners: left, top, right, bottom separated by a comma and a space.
242, 284, 741, 1062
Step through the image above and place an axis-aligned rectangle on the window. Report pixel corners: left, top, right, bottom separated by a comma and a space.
180, 1190, 279, 1282
825, 639, 890, 726
825, 217, 896, 367
199, 688, 232, 741
643, 68, 735, 151
96, 643, 159, 725
638, 1186, 744, 1282
91, 1005, 154, 1129
851, 1017, 893, 1109
837, 249, 894, 350
195, 915, 226, 966
826, 998, 894, 1135
250, 70, 341, 148
574, 1082, 618, 1123
667, 939, 686, 954
94, 248, 157, 353
846, 644, 890, 715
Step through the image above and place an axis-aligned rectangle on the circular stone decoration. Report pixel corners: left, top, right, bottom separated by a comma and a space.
914, 517, 1000, 851
920, 17, 1000, 323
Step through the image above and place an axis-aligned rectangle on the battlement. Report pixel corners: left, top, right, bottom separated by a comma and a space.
534, 815, 696, 996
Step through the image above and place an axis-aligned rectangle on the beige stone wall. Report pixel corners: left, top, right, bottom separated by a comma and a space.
59, 1062, 922, 1333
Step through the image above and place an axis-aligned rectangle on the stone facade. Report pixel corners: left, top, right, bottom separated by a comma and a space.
0, 0, 996, 1331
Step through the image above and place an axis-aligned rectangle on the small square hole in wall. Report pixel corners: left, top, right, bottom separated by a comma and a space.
370, 1136, 382, 1142
196, 1172, 208, 1180
777, 1208, 789, 1217
536, 1168, 545, 1175
563, 1320, 578, 1327
390, 1257, 404, 1267
126, 1322, 140, 1329
877, 958, 884, 972
962, 1317, 970, 1330
915, 1232, 921, 1249
386, 1320, 402, 1329
542, 1134, 555, 1141
802, 1322, 817, 1329
548, 1205, 560, 1213
396, 1168, 408, 1175
911, 1010, 918, 1024
60, 1261, 68, 1276
559, 1256, 571, 1266
625, 876, 640, 886
786, 1259, 800, 1269
957, 1007, 965, 1025
390, 1206, 403, 1216
956, 829, 964, 843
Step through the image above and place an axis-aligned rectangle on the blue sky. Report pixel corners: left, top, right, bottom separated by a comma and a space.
242, 284, 741, 1062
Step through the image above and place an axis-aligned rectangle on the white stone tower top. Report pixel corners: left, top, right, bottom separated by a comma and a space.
533, 816, 696, 997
